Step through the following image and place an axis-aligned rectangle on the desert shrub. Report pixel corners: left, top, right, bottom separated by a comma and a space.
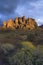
8, 41, 43, 65
8, 48, 33, 65
31, 45, 43, 65
37, 45, 43, 57
0, 42, 43, 65
27, 28, 43, 45
0, 29, 11, 33
21, 41, 35, 50
1, 43, 15, 56
20, 35, 27, 40
27, 33, 35, 42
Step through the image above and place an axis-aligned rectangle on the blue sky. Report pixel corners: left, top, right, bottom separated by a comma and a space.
0, 0, 43, 25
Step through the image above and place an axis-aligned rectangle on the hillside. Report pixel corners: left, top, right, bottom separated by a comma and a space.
0, 29, 43, 65
0, 16, 43, 65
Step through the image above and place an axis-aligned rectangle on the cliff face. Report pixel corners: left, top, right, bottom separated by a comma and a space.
3, 16, 37, 30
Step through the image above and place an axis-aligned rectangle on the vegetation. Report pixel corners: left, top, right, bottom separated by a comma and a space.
0, 28, 43, 65
0, 42, 43, 65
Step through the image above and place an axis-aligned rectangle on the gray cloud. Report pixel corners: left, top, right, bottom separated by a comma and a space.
0, 0, 20, 15
0, 0, 43, 25
0, 0, 38, 15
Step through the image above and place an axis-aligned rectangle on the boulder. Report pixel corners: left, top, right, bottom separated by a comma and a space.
7, 19, 15, 29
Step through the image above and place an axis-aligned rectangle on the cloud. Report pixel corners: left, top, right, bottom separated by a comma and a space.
0, 0, 38, 16
36, 18, 43, 25
0, 0, 21, 21
15, 0, 43, 25
0, 0, 43, 25
0, 0, 20, 15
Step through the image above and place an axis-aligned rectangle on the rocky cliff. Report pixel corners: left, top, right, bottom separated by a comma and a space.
3, 16, 38, 30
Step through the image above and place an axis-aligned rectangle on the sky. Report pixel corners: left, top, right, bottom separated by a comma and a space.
0, 0, 43, 25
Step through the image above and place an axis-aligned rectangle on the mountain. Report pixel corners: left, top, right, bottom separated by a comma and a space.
39, 25, 43, 28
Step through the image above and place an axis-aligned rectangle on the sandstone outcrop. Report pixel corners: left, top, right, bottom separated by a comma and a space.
7, 19, 15, 29
3, 21, 7, 29
3, 16, 37, 30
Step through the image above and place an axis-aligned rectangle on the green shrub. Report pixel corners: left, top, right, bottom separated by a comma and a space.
1, 43, 14, 55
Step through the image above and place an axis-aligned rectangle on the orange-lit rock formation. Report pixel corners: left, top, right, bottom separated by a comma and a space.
3, 21, 7, 29
7, 19, 15, 29
3, 16, 37, 30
